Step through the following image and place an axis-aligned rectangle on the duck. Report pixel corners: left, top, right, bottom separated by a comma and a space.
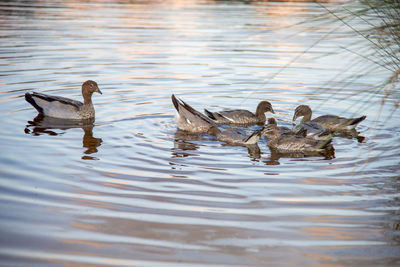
264, 118, 292, 135
292, 105, 366, 132
263, 118, 308, 138
25, 80, 102, 120
204, 100, 275, 126
262, 123, 333, 154
171, 94, 216, 133
207, 125, 262, 145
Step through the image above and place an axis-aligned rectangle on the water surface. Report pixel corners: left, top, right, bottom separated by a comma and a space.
0, 0, 399, 266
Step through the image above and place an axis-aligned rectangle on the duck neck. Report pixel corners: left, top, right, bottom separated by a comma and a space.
81, 100, 95, 119
256, 112, 266, 120
82, 96, 95, 119
255, 107, 266, 122
301, 112, 312, 124
82, 84, 93, 105
255, 104, 264, 115
83, 93, 93, 106
83, 98, 93, 106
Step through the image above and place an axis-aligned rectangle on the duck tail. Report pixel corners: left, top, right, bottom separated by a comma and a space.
171, 94, 196, 116
171, 94, 212, 125
25, 92, 44, 114
244, 129, 262, 145
171, 94, 180, 112
204, 109, 216, 120
350, 115, 366, 126
180, 98, 201, 116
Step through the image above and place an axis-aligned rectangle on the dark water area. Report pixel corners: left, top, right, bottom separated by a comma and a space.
0, 0, 399, 266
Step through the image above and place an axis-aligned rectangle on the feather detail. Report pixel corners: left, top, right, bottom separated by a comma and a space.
171, 94, 215, 133
203, 100, 274, 126
24, 80, 101, 120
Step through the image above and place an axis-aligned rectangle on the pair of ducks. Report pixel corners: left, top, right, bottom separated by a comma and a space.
171, 94, 366, 154
24, 81, 366, 154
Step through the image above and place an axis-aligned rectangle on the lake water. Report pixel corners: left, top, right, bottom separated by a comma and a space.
0, 0, 399, 266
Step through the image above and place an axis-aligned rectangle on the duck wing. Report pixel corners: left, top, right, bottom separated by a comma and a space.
275, 135, 331, 153
27, 92, 82, 109
312, 115, 366, 130
25, 92, 83, 116
217, 109, 257, 124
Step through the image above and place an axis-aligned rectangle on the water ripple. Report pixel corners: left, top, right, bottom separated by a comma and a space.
0, 0, 399, 266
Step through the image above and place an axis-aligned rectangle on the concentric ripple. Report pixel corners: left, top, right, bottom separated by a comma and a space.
0, 0, 399, 266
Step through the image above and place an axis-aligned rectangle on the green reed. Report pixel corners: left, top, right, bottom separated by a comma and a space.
318, 0, 399, 111
312, 0, 400, 165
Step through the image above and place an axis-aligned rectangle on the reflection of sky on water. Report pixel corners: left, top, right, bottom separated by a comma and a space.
0, 0, 399, 266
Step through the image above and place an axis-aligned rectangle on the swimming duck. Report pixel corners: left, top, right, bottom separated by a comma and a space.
263, 124, 332, 154
171, 94, 216, 133
25, 80, 102, 120
292, 105, 366, 132
207, 125, 262, 145
264, 118, 292, 135
263, 118, 308, 138
204, 100, 275, 126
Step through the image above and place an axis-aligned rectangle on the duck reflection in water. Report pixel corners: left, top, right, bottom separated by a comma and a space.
24, 114, 102, 160
263, 146, 335, 165
334, 129, 366, 143
172, 129, 203, 157
172, 129, 261, 160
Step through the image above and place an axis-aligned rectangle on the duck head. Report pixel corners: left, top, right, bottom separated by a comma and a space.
262, 124, 280, 138
82, 80, 102, 102
292, 105, 312, 124
267, 117, 277, 125
256, 101, 275, 115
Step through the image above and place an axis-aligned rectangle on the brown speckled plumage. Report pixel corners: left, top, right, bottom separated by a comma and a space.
204, 100, 275, 126
263, 124, 332, 153
208, 126, 262, 145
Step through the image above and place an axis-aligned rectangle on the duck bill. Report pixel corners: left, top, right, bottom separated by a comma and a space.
292, 113, 298, 124
96, 88, 103, 95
